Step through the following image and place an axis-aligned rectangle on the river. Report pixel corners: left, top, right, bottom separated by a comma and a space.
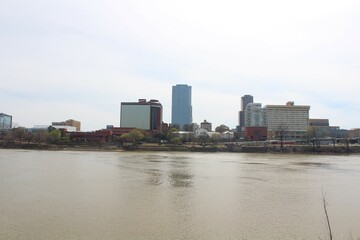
0, 149, 360, 239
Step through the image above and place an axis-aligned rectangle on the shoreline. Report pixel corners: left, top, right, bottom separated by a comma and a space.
1, 142, 360, 155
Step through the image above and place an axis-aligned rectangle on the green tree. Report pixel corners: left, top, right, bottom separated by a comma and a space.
166, 127, 178, 141
215, 124, 229, 133
170, 124, 180, 130
210, 134, 221, 144
153, 132, 167, 144
121, 129, 144, 144
170, 137, 180, 144
49, 129, 62, 143
198, 134, 209, 146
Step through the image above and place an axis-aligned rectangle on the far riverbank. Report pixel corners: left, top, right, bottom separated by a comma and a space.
2, 142, 360, 154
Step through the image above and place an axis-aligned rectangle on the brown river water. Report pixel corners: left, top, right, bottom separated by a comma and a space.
1, 149, 360, 239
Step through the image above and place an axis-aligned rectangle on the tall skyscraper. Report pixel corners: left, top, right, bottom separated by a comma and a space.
171, 84, 192, 130
238, 94, 254, 131
241, 95, 254, 111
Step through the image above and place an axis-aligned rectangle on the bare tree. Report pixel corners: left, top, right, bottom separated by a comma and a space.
13, 127, 26, 144
276, 123, 288, 152
307, 126, 320, 151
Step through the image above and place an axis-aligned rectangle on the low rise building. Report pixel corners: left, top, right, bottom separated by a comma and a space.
52, 119, 81, 132
200, 120, 212, 132
309, 119, 329, 127
348, 128, 360, 138
244, 127, 268, 141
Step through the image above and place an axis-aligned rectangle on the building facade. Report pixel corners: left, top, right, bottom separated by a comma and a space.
200, 120, 212, 132
171, 84, 192, 130
244, 103, 266, 127
121, 99, 162, 131
52, 119, 81, 132
244, 127, 268, 141
264, 101, 310, 139
309, 119, 329, 127
0, 113, 12, 130
65, 119, 81, 131
238, 94, 254, 131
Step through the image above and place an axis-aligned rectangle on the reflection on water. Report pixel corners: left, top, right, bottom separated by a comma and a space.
0, 150, 360, 240
168, 171, 193, 188
146, 169, 163, 186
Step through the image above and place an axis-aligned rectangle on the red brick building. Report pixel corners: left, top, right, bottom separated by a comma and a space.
244, 127, 268, 141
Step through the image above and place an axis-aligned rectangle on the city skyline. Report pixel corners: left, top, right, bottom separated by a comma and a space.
1, 0, 360, 131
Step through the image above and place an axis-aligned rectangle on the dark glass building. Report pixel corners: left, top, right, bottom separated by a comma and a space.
238, 95, 254, 131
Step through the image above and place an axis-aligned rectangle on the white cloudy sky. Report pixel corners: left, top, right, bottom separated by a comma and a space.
1, 0, 359, 131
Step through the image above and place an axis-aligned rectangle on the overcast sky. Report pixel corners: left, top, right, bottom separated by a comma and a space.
1, 0, 360, 131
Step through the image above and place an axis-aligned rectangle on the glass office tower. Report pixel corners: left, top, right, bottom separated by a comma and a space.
0, 113, 12, 130
171, 84, 192, 130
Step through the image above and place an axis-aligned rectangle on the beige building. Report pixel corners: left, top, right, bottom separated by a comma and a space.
348, 128, 360, 138
52, 119, 81, 132
264, 101, 310, 139
65, 119, 81, 132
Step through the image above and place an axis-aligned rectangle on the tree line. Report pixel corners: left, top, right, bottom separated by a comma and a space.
0, 127, 68, 145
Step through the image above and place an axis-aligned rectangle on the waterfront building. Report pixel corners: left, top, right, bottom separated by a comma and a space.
121, 99, 163, 131
200, 120, 212, 132
245, 103, 266, 127
0, 113, 12, 130
28, 125, 77, 133
65, 119, 81, 131
308, 119, 348, 138
171, 84, 192, 130
238, 94, 254, 131
244, 126, 268, 141
264, 101, 310, 139
195, 128, 208, 138
52, 119, 81, 132
348, 128, 360, 139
